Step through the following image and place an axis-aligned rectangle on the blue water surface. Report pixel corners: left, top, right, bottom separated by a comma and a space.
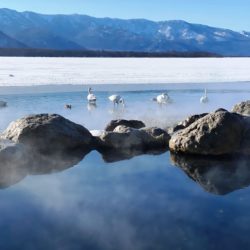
0, 84, 250, 250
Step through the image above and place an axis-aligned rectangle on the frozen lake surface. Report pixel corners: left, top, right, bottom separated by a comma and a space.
0, 57, 250, 86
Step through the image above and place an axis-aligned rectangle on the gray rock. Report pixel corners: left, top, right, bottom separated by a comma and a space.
105, 119, 145, 132
172, 113, 208, 133
97, 125, 170, 151
239, 116, 250, 154
1, 114, 93, 154
232, 100, 250, 116
169, 109, 245, 155
140, 127, 171, 148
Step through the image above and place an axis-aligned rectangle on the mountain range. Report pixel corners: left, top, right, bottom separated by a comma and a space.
0, 8, 250, 56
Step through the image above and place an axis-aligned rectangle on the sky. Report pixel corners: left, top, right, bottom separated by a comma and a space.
0, 0, 249, 31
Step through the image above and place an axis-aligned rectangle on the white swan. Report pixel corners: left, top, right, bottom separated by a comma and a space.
109, 95, 125, 107
87, 87, 97, 103
153, 93, 172, 104
200, 89, 209, 103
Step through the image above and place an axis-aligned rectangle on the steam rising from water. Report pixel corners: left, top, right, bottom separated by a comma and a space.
0, 86, 250, 249
0, 85, 250, 132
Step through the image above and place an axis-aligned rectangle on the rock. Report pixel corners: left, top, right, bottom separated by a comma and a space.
232, 100, 250, 116
97, 125, 170, 151
1, 114, 93, 154
140, 127, 171, 148
105, 119, 145, 132
171, 152, 250, 195
239, 116, 250, 154
172, 113, 208, 133
169, 109, 245, 155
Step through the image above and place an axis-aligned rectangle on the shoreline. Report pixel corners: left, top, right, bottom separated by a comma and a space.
0, 82, 250, 95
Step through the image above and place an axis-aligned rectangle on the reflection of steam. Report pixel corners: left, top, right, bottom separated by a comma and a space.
171, 152, 250, 195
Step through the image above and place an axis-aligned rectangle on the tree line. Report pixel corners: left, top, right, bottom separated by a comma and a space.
0, 48, 221, 58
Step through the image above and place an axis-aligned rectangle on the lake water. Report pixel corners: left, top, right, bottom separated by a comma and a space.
0, 84, 250, 250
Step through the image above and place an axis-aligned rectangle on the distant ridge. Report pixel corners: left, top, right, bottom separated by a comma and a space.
0, 30, 27, 48
0, 8, 250, 56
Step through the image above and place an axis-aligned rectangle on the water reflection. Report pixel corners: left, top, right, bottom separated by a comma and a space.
98, 148, 167, 163
171, 153, 250, 195
108, 108, 127, 121
0, 150, 88, 189
87, 102, 97, 112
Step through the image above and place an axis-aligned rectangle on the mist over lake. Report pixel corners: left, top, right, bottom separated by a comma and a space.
0, 82, 250, 250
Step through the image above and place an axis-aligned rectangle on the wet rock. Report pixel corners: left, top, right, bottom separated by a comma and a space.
171, 152, 250, 195
97, 125, 170, 151
169, 109, 245, 155
105, 119, 145, 132
232, 100, 250, 116
1, 114, 93, 154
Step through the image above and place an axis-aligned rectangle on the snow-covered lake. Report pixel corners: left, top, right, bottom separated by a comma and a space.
0, 57, 250, 86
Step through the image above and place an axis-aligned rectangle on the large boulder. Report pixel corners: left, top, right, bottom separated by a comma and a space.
239, 116, 250, 154
232, 100, 250, 116
105, 119, 145, 132
169, 109, 245, 155
1, 114, 93, 154
97, 125, 170, 151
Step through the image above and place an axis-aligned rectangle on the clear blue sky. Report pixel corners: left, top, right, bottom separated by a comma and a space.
0, 0, 249, 31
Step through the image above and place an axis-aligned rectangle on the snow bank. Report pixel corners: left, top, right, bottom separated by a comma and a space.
0, 57, 250, 86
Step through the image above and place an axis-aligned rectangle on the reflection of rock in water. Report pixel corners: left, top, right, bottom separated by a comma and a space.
0, 142, 88, 189
171, 153, 250, 195
28, 149, 88, 175
87, 103, 97, 111
0, 140, 29, 188
99, 148, 167, 163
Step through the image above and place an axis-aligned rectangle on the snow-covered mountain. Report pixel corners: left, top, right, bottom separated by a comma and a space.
0, 8, 250, 55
